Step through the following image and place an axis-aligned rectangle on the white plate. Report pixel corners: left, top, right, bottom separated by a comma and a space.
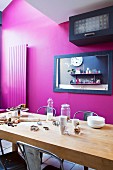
6, 108, 29, 112
87, 122, 105, 129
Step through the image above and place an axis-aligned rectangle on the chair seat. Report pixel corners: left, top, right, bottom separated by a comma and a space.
43, 165, 61, 170
0, 151, 27, 170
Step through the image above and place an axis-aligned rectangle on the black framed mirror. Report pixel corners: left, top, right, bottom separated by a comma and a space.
53, 50, 112, 95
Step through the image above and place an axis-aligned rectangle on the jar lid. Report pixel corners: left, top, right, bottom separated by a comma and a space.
61, 104, 70, 108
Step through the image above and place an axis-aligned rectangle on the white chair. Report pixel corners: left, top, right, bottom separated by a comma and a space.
17, 141, 64, 170
37, 106, 56, 116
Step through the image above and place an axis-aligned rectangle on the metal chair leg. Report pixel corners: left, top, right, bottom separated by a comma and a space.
0, 139, 4, 155
40, 152, 43, 164
84, 166, 88, 170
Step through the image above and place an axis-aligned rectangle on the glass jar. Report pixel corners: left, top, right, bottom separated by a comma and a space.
61, 104, 70, 121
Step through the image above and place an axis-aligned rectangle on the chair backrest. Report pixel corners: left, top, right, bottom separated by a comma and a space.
73, 110, 98, 121
37, 106, 56, 116
17, 141, 64, 170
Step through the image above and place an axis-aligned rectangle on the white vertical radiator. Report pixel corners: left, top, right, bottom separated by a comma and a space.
8, 44, 27, 107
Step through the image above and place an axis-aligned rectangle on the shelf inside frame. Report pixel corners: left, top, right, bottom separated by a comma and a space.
70, 83, 101, 85
71, 73, 102, 76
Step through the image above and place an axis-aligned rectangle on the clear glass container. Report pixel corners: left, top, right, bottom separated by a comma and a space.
61, 104, 70, 121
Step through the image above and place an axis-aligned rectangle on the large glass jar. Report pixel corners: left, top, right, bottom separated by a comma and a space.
61, 104, 70, 121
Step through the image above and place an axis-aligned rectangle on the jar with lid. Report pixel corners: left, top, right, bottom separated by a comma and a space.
61, 104, 70, 121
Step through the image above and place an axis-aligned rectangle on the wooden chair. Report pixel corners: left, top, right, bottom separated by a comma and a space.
17, 141, 64, 170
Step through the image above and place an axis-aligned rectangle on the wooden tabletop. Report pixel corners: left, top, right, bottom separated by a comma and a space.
0, 112, 113, 170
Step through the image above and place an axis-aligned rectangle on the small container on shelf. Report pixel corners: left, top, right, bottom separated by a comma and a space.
96, 79, 101, 84
86, 68, 90, 74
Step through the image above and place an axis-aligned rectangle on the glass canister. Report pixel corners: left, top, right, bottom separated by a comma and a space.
61, 104, 70, 121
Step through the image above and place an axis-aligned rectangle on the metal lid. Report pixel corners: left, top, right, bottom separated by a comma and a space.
61, 104, 70, 108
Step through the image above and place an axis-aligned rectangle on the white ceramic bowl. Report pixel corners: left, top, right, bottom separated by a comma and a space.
87, 116, 105, 128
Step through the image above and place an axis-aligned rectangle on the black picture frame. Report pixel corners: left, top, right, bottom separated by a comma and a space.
53, 50, 112, 95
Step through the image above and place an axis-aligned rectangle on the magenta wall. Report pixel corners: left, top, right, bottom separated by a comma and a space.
2, 0, 113, 123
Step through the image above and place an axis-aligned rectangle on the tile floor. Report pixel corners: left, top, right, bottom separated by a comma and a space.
1, 140, 95, 170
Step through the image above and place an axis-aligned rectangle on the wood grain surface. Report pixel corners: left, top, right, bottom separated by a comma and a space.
0, 112, 113, 170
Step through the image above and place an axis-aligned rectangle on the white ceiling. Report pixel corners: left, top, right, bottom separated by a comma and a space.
0, 0, 12, 11
25, 0, 113, 24
1, 0, 113, 24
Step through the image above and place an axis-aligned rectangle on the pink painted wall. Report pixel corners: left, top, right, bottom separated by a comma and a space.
2, 0, 113, 123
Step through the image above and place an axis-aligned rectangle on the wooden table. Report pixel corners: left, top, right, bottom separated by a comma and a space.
0, 113, 113, 170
